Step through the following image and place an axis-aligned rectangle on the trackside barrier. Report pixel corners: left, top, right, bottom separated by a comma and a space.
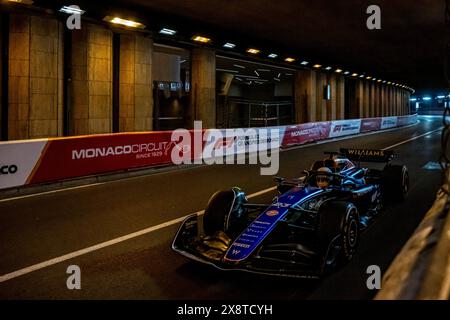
0, 115, 417, 190
375, 173, 450, 300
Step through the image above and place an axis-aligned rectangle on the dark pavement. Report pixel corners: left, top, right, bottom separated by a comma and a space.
0, 116, 443, 299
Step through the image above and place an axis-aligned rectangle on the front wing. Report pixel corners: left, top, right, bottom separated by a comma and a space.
172, 214, 323, 279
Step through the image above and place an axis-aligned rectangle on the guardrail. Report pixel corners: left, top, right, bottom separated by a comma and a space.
0, 114, 417, 191
375, 174, 450, 300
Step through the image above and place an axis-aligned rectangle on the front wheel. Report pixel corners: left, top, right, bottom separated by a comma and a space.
203, 187, 247, 237
317, 201, 360, 269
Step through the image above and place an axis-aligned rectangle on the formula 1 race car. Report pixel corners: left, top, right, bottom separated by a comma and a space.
172, 148, 409, 278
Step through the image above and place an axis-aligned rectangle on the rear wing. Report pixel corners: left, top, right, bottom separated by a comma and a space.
339, 148, 394, 163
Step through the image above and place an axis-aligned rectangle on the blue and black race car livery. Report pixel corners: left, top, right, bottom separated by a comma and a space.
172, 148, 409, 278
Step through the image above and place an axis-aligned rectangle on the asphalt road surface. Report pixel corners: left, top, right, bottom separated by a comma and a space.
0, 116, 443, 299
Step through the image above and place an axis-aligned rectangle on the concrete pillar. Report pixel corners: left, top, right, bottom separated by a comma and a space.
119, 34, 153, 132
315, 72, 327, 121
0, 20, 2, 139
406, 91, 411, 115
379, 85, 383, 116
71, 24, 112, 135
336, 75, 345, 120
8, 14, 63, 140
327, 74, 337, 121
385, 86, 389, 116
357, 80, 364, 118
388, 86, 393, 116
294, 69, 317, 123
400, 90, 404, 115
375, 83, 381, 117
404, 91, 408, 115
190, 48, 216, 129
363, 81, 370, 118
294, 69, 316, 123
369, 82, 376, 117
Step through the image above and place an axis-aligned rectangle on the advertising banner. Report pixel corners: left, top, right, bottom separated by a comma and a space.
381, 116, 398, 129
329, 119, 362, 138
29, 131, 204, 185
0, 114, 418, 190
202, 127, 285, 158
0, 139, 48, 189
397, 114, 417, 127
281, 122, 331, 148
360, 118, 382, 133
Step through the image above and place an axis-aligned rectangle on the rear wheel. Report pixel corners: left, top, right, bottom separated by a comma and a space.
317, 201, 359, 269
383, 165, 409, 202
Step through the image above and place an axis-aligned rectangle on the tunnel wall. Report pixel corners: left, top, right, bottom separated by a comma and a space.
1, 12, 413, 141
7, 14, 64, 140
0, 114, 417, 191
375, 172, 450, 300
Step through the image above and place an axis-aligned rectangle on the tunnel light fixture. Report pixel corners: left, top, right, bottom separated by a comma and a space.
343, 71, 350, 75
387, 82, 392, 85
423, 97, 432, 101
285, 57, 296, 63
313, 64, 322, 68
223, 42, 236, 49
335, 69, 343, 73
268, 53, 278, 58
372, 78, 377, 81
300, 61, 309, 65
192, 35, 212, 43
159, 28, 177, 36
6, 0, 34, 4
216, 68, 239, 74
247, 48, 260, 54
382, 80, 387, 83
359, 74, 365, 78
325, 66, 332, 70
104, 16, 145, 29
366, 76, 372, 80
410, 98, 417, 101
437, 95, 446, 99
377, 79, 382, 82
351, 73, 358, 77
60, 5, 85, 15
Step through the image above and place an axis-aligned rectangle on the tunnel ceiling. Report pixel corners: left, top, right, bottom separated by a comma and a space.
42, 0, 448, 95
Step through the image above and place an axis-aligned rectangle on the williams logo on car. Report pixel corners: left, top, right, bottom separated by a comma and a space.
0, 165, 18, 175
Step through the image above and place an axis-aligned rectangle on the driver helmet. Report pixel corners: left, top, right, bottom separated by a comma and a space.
316, 167, 332, 188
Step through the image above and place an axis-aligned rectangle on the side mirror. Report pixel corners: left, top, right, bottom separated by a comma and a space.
273, 176, 284, 184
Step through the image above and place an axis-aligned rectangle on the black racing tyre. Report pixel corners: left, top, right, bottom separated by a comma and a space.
382, 164, 409, 202
203, 190, 235, 236
317, 201, 359, 266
